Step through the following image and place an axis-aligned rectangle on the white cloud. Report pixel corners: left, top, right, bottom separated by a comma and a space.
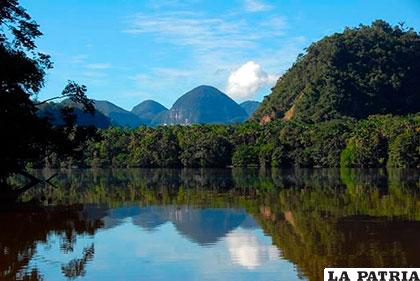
82, 71, 108, 78
123, 36, 304, 107
244, 0, 273, 12
76, 63, 112, 86
124, 13, 287, 52
226, 61, 277, 100
125, 12, 251, 51
153, 67, 195, 78
122, 10, 300, 106
259, 16, 287, 36
225, 229, 279, 269
146, 0, 203, 10
86, 63, 112, 70
69, 54, 88, 64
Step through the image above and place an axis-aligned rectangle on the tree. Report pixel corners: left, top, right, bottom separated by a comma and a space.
0, 0, 93, 201
232, 145, 259, 167
340, 119, 388, 167
178, 125, 232, 167
254, 20, 420, 123
387, 129, 420, 168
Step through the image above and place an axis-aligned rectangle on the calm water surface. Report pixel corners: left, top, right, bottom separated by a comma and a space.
1, 169, 419, 281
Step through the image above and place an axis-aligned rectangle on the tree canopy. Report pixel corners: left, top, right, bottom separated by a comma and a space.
37, 114, 418, 169
0, 0, 93, 200
254, 20, 420, 123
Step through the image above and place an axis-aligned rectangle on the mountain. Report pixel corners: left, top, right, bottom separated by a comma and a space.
152, 85, 248, 125
254, 20, 420, 124
37, 99, 145, 128
168, 207, 246, 245
131, 100, 168, 125
240, 101, 260, 116
37, 102, 110, 128
129, 206, 247, 245
93, 100, 146, 128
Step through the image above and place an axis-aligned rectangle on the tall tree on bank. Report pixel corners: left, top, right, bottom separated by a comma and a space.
0, 0, 94, 201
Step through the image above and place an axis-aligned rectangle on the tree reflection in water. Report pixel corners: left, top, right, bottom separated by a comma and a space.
61, 244, 95, 279
0, 206, 105, 281
2, 168, 419, 281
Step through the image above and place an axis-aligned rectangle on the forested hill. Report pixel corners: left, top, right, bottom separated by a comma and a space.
38, 88, 251, 128
37, 101, 111, 128
152, 85, 248, 125
131, 100, 168, 125
254, 20, 420, 124
93, 100, 147, 127
240, 101, 260, 116
37, 100, 146, 128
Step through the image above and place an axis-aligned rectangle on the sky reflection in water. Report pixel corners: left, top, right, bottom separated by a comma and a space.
25, 206, 300, 281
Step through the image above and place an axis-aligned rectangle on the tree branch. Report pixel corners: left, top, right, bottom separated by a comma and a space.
34, 95, 70, 106
15, 169, 42, 195
14, 170, 58, 196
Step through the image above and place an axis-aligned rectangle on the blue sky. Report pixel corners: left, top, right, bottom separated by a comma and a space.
22, 0, 420, 110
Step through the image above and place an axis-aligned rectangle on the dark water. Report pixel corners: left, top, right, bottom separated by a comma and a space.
1, 168, 419, 281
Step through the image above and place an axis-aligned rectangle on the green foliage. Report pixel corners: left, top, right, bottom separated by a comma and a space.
388, 130, 420, 168
305, 119, 352, 167
60, 114, 420, 169
255, 20, 420, 123
0, 0, 95, 197
341, 131, 388, 168
340, 141, 356, 168
128, 127, 180, 167
232, 145, 259, 167
177, 125, 232, 167
340, 115, 419, 167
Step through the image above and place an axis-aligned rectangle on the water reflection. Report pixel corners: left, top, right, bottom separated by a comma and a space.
101, 206, 250, 245
1, 168, 419, 281
0, 205, 103, 281
225, 229, 279, 269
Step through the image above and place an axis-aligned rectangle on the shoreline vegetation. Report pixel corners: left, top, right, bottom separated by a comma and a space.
32, 113, 419, 169
0, 0, 419, 201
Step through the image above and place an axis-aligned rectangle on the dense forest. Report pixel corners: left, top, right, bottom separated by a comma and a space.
254, 20, 420, 123
35, 113, 419, 169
